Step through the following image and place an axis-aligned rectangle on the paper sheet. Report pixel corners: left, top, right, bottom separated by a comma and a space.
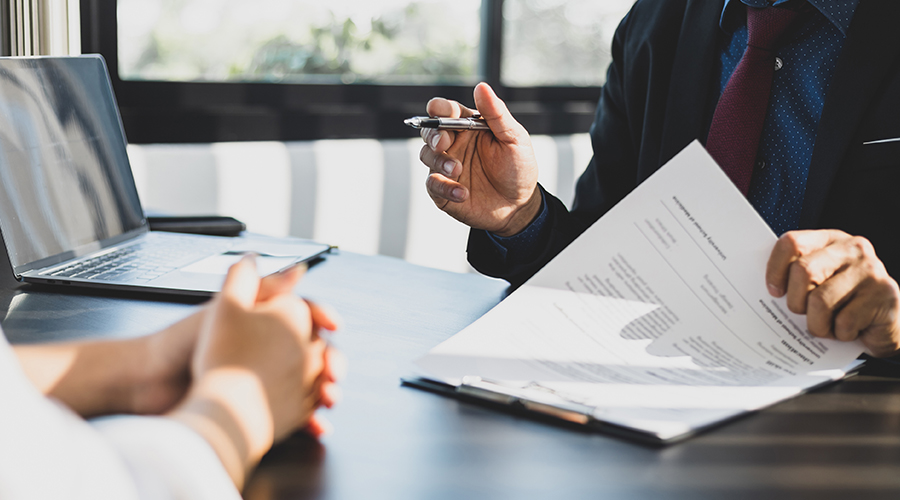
416, 141, 864, 440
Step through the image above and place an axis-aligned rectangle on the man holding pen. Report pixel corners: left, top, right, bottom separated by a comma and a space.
417, 0, 900, 358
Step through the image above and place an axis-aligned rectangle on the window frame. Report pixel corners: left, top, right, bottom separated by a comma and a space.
80, 0, 603, 144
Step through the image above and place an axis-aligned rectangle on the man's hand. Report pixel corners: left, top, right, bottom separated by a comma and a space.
419, 82, 542, 237
766, 230, 900, 357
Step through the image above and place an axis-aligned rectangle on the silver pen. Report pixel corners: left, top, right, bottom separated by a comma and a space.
404, 114, 490, 131
863, 137, 900, 145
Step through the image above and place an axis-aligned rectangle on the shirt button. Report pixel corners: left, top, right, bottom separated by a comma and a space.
756, 159, 767, 170
774, 57, 783, 71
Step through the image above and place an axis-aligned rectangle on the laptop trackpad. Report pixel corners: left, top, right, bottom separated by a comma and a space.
181, 254, 299, 276
149, 254, 300, 294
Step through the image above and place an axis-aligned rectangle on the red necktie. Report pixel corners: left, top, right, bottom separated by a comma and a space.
706, 5, 802, 195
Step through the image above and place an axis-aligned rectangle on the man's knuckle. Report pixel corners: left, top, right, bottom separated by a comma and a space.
871, 279, 900, 317
885, 278, 900, 299
419, 146, 434, 165
849, 236, 880, 268
834, 312, 857, 336
779, 232, 804, 254
862, 261, 887, 281
888, 337, 900, 356
792, 258, 817, 283
426, 175, 447, 198
808, 290, 831, 313
849, 235, 875, 257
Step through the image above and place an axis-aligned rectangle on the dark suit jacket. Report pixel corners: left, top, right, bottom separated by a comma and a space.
467, 0, 900, 288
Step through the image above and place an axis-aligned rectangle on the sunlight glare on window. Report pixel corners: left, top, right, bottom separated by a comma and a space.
117, 0, 482, 85
502, 0, 635, 87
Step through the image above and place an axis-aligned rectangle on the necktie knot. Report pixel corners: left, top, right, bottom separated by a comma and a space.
747, 5, 802, 50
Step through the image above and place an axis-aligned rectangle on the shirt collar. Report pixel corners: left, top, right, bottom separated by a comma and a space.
720, 0, 859, 37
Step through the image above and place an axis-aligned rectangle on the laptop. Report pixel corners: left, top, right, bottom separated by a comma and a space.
0, 55, 331, 297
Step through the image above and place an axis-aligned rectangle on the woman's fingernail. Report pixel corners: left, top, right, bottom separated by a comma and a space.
767, 283, 783, 296
442, 160, 456, 176
431, 133, 441, 149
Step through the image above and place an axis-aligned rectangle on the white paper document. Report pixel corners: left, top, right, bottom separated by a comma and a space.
415, 141, 864, 442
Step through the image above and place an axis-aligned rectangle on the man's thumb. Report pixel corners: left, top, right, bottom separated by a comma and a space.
473, 82, 524, 143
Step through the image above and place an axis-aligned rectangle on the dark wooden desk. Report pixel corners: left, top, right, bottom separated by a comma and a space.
3, 250, 900, 500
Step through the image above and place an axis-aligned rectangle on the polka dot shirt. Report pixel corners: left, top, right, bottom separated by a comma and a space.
490, 0, 860, 264
717, 0, 859, 235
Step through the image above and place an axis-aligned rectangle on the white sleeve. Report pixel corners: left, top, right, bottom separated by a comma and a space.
90, 415, 241, 500
0, 334, 139, 499
0, 332, 239, 500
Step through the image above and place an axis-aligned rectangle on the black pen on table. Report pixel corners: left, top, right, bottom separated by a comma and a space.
404, 114, 490, 131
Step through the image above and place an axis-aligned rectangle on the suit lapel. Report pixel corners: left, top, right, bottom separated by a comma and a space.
658, 0, 726, 166
800, 0, 900, 228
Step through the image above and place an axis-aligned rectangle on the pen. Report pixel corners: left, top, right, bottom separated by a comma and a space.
863, 137, 900, 145
404, 115, 490, 131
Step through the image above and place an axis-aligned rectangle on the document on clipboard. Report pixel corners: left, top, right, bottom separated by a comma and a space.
405, 141, 865, 444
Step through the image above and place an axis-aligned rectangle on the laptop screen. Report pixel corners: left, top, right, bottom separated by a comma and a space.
0, 56, 145, 272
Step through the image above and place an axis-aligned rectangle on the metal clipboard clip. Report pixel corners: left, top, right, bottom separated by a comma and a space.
457, 376, 595, 425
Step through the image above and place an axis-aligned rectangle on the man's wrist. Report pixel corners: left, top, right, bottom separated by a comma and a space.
494, 186, 544, 238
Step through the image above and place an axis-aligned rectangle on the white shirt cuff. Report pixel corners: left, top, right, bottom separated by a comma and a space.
91, 415, 241, 500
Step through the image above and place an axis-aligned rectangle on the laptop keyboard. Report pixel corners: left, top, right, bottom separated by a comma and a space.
45, 235, 231, 282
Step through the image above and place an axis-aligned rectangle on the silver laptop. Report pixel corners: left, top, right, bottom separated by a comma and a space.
0, 55, 331, 297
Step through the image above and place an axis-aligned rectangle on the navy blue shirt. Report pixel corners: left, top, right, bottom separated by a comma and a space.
489, 0, 859, 257
721, 0, 858, 235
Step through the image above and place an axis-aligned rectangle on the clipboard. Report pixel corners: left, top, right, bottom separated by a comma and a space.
401, 364, 863, 445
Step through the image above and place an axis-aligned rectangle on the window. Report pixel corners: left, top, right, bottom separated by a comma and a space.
502, 0, 635, 87
82, 0, 634, 143
117, 0, 482, 85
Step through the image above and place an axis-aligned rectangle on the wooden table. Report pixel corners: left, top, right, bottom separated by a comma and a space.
3, 249, 900, 500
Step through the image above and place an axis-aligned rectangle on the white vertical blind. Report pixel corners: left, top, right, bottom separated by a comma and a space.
6, 0, 80, 56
